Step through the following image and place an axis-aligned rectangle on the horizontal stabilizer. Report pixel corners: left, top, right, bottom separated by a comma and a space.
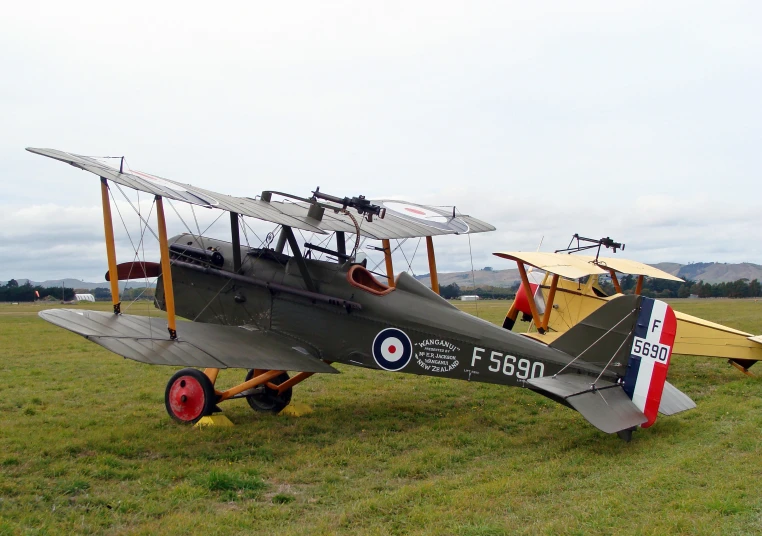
658, 381, 696, 416
528, 374, 647, 434
40, 309, 338, 374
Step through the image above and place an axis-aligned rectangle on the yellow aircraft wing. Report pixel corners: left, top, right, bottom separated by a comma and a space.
492, 251, 607, 280
576, 255, 684, 282
673, 311, 762, 362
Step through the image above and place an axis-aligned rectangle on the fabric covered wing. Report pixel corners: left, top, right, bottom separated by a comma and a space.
492, 251, 607, 280
26, 148, 496, 240
40, 309, 338, 374
528, 373, 647, 434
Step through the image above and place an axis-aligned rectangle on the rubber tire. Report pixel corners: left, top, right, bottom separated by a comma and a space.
244, 370, 292, 413
164, 368, 216, 424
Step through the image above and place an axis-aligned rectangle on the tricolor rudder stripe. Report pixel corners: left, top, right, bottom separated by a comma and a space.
622, 297, 677, 428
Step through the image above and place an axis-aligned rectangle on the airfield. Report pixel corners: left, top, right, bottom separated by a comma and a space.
1, 299, 762, 535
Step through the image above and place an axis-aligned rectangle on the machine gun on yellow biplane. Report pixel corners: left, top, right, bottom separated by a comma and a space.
27, 149, 696, 441
496, 234, 762, 376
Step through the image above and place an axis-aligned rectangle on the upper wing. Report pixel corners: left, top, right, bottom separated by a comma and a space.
40, 309, 338, 374
576, 255, 684, 282
26, 148, 495, 239
493, 251, 607, 280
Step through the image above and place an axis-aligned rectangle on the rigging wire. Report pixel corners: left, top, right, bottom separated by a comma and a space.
190, 204, 205, 250
200, 210, 225, 236
369, 238, 407, 273
113, 184, 159, 241
396, 238, 419, 276
592, 327, 635, 386
190, 226, 276, 323
553, 309, 636, 378
107, 186, 158, 314
106, 179, 278, 331
455, 204, 479, 317
167, 199, 203, 247
467, 231, 479, 318
122, 199, 157, 313
240, 217, 265, 247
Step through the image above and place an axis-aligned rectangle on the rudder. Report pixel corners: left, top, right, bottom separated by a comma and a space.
622, 297, 677, 428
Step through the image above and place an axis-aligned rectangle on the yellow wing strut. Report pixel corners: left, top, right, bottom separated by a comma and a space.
100, 178, 121, 314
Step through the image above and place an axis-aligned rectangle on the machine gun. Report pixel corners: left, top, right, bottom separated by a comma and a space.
556, 234, 625, 262
311, 187, 386, 222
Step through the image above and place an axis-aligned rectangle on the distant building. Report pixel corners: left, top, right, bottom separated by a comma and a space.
75, 294, 95, 303
460, 295, 480, 301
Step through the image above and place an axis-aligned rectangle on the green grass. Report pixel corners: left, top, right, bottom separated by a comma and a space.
1, 299, 762, 534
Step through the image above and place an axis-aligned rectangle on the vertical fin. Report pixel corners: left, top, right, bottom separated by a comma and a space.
622, 298, 677, 428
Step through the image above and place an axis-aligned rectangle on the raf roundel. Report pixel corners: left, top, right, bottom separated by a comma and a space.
372, 328, 413, 371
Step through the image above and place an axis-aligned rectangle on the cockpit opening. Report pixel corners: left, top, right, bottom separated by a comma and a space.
347, 265, 395, 296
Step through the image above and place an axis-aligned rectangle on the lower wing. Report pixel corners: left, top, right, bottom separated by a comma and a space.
40, 309, 338, 374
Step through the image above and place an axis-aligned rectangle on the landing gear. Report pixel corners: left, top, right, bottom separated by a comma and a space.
165, 368, 217, 424
244, 370, 292, 413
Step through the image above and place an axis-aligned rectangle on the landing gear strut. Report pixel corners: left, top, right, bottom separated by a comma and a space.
244, 370, 292, 413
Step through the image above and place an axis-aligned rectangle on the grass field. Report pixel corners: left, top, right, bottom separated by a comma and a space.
1, 299, 762, 535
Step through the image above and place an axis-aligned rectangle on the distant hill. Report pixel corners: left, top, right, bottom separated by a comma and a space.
4, 278, 154, 291
416, 268, 521, 289
416, 261, 762, 288
674, 262, 762, 283
7, 260, 762, 292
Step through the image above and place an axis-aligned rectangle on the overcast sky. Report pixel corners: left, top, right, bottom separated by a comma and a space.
1, 1, 760, 282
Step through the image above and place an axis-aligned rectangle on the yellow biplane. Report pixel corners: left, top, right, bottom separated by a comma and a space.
495, 235, 762, 375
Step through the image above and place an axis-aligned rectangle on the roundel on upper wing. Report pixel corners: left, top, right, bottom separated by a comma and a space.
372, 328, 413, 371
379, 201, 470, 234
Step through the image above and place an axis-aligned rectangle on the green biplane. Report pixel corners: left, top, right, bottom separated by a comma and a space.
27, 148, 695, 441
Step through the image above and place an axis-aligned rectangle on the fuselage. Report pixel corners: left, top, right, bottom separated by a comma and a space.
157, 234, 614, 389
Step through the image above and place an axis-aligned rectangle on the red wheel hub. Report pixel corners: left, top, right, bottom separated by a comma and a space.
168, 375, 206, 422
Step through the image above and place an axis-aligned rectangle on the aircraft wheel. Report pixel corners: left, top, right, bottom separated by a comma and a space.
165, 368, 216, 424
244, 370, 292, 413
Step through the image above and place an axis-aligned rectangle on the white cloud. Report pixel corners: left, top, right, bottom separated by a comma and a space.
2, 190, 759, 283
1, 1, 761, 280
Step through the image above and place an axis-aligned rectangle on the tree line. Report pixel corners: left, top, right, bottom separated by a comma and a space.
600, 274, 762, 299
0, 279, 75, 302
440, 276, 762, 300
439, 282, 518, 300
0, 279, 155, 302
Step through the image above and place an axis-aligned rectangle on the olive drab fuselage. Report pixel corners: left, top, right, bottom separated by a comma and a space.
157, 234, 613, 391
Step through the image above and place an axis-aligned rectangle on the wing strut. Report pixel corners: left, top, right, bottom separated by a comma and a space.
517, 261, 544, 333
635, 275, 644, 294
281, 226, 317, 293
382, 239, 395, 287
426, 237, 440, 295
541, 274, 560, 332
100, 178, 121, 314
230, 212, 242, 272
609, 269, 623, 293
156, 196, 178, 339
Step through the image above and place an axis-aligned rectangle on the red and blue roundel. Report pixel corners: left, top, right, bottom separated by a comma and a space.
372, 328, 413, 371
